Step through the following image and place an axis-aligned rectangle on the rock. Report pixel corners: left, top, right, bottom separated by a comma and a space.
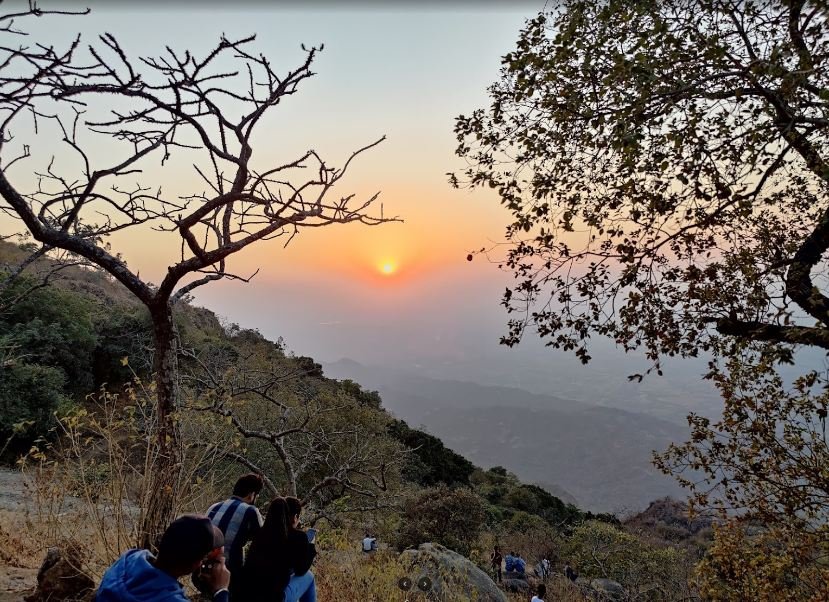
25, 544, 95, 602
399, 543, 507, 602
501, 569, 529, 593
501, 577, 530, 593
590, 578, 625, 601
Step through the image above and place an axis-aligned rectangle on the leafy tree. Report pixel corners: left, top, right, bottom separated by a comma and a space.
0, 362, 67, 445
470, 467, 586, 529
387, 419, 476, 487
565, 521, 694, 600
1, 276, 97, 393
454, 0, 829, 587
397, 485, 488, 556
0, 6, 393, 544
453, 0, 829, 369
695, 521, 829, 602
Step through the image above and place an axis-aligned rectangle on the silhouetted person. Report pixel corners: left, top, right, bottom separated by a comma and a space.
490, 545, 503, 582
96, 514, 230, 602
564, 561, 578, 582
531, 583, 546, 602
207, 473, 265, 599
240, 497, 317, 602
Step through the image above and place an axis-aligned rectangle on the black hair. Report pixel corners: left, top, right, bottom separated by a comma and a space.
537, 583, 546, 599
285, 496, 302, 526
233, 473, 264, 498
247, 497, 290, 569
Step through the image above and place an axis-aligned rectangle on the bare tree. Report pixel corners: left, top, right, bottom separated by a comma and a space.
181, 345, 407, 525
0, 4, 395, 545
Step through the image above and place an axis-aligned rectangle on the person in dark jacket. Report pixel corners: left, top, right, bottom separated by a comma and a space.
96, 514, 230, 602
239, 497, 317, 602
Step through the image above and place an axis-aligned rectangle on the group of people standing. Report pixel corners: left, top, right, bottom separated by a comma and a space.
96, 473, 317, 602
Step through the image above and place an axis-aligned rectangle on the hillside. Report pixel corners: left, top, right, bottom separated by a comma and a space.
324, 359, 689, 512
0, 240, 592, 527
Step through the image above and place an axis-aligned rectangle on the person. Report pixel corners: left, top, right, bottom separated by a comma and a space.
504, 551, 516, 573
564, 561, 578, 582
240, 496, 317, 602
362, 532, 377, 553
96, 514, 230, 602
207, 473, 265, 597
531, 583, 546, 602
534, 557, 550, 579
514, 553, 526, 575
490, 545, 503, 583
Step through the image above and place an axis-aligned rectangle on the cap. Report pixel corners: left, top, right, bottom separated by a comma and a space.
157, 514, 224, 566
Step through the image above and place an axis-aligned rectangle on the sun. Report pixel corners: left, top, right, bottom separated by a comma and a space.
379, 261, 397, 276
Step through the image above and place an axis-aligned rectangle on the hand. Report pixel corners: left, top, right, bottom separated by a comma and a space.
201, 555, 231, 594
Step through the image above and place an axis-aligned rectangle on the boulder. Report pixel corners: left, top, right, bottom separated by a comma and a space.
25, 544, 95, 602
399, 543, 507, 602
501, 569, 530, 593
590, 578, 625, 601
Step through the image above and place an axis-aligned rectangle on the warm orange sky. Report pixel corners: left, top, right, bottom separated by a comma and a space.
0, 3, 562, 368
1, 5, 534, 291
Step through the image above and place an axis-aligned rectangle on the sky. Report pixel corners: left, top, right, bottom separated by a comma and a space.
0, 1, 724, 416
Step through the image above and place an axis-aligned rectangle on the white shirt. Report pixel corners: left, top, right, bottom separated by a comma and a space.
362, 537, 376, 551
531, 597, 545, 602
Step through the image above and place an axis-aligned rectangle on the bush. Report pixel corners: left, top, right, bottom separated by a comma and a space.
397, 485, 487, 556
0, 362, 68, 446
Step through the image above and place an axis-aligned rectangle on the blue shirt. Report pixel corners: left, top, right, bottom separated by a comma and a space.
95, 549, 229, 602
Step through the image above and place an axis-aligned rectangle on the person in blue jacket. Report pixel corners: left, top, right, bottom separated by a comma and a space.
96, 514, 231, 602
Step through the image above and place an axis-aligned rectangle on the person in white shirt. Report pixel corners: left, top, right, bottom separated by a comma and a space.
361, 532, 377, 553
531, 583, 546, 602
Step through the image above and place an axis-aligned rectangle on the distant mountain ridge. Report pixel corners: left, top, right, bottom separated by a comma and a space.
324, 357, 690, 512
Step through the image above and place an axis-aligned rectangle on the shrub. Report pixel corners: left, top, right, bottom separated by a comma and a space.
396, 485, 487, 556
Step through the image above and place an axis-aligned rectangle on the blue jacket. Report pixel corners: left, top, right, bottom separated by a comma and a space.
96, 549, 228, 602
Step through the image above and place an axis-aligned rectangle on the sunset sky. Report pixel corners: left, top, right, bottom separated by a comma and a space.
0, 1, 691, 400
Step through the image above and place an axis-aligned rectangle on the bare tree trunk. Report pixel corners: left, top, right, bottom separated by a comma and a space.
139, 302, 181, 550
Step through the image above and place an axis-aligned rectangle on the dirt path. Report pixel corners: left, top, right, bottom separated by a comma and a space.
0, 468, 36, 600
0, 468, 27, 513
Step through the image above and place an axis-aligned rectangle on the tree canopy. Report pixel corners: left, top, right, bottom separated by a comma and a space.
453, 0, 829, 371
454, 1, 829, 593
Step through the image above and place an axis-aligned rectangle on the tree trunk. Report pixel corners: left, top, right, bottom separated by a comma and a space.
139, 302, 182, 550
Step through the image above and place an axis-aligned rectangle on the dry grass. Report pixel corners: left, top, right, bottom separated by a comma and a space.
0, 503, 589, 602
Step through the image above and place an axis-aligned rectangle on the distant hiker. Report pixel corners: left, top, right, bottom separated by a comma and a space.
564, 561, 578, 582
362, 532, 378, 553
534, 557, 551, 579
240, 496, 317, 602
207, 473, 265, 598
96, 514, 230, 602
531, 583, 546, 602
505, 551, 516, 572
514, 553, 526, 575
490, 545, 503, 583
